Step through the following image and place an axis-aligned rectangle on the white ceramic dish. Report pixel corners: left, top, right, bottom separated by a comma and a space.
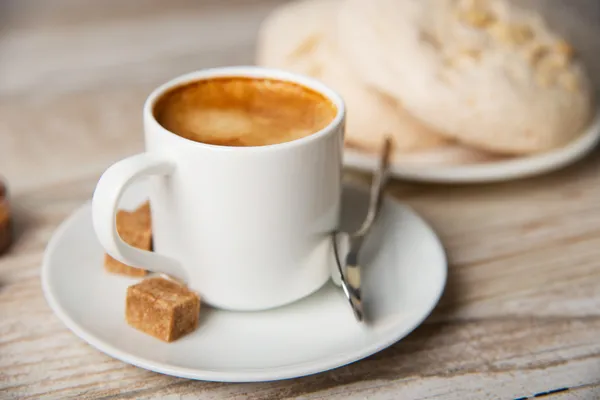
41, 183, 447, 382
344, 110, 600, 183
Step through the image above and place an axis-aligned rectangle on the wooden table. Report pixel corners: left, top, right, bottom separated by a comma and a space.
1, 1, 599, 399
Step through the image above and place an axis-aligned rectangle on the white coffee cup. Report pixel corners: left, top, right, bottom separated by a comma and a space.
92, 66, 346, 311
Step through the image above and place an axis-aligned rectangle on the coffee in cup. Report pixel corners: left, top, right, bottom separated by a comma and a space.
153, 77, 338, 147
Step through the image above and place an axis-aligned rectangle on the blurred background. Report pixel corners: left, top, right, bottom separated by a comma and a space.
0, 0, 288, 192
0, 0, 598, 193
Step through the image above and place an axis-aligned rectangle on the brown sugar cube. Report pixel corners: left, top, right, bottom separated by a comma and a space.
126, 277, 201, 342
0, 181, 12, 255
129, 201, 152, 231
132, 201, 153, 251
134, 200, 151, 222
104, 206, 152, 277
117, 201, 152, 232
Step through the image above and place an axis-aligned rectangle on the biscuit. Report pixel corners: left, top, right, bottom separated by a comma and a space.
317, 39, 451, 154
256, 0, 453, 154
337, 0, 595, 155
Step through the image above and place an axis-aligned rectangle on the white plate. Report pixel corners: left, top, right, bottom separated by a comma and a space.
41, 183, 447, 382
344, 110, 600, 183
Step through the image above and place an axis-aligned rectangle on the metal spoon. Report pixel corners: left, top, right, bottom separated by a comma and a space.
333, 137, 392, 322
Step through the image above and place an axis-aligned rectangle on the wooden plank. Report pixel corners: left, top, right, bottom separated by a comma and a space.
0, 170, 599, 399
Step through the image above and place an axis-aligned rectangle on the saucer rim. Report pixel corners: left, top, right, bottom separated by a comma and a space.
41, 190, 447, 382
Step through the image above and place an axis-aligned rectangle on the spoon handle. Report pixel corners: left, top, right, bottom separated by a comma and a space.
355, 137, 392, 238
340, 137, 393, 322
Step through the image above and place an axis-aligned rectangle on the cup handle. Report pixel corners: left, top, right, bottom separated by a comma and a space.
92, 153, 189, 283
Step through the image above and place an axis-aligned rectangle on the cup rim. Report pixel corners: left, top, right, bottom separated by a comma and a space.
143, 66, 346, 152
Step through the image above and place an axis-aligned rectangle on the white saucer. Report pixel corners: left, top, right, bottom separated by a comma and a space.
344, 110, 600, 183
41, 183, 446, 382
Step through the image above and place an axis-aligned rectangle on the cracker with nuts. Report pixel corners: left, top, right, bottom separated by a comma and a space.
335, 0, 595, 155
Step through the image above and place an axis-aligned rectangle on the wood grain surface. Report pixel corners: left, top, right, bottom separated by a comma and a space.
1, 1, 599, 399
